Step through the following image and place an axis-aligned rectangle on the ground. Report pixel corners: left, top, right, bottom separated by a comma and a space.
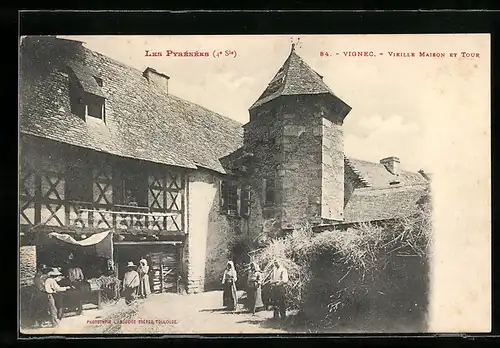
21, 291, 309, 335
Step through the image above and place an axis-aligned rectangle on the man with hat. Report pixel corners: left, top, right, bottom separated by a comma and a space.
122, 261, 140, 305
44, 268, 71, 327
269, 259, 289, 320
31, 264, 50, 326
66, 259, 88, 316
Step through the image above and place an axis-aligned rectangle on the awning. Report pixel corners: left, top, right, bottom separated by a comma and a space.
48, 230, 113, 259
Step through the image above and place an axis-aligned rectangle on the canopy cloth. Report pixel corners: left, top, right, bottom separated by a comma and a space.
48, 230, 113, 259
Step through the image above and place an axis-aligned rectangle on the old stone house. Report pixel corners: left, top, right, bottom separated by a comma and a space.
19, 37, 429, 294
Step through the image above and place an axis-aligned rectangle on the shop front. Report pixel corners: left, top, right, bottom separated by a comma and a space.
35, 230, 114, 279
20, 230, 116, 327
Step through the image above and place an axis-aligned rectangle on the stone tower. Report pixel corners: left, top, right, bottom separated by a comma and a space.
245, 45, 352, 231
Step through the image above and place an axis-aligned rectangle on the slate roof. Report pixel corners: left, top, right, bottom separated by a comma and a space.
250, 46, 338, 110
19, 37, 429, 225
343, 184, 429, 223
345, 157, 428, 188
67, 61, 107, 98
343, 157, 430, 223
19, 36, 243, 174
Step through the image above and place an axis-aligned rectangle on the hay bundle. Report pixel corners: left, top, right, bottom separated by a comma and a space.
252, 200, 432, 328
251, 224, 313, 309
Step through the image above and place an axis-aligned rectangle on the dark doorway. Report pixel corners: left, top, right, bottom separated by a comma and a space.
115, 243, 182, 294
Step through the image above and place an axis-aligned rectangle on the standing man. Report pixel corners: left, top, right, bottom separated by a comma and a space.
32, 264, 50, 327
67, 262, 86, 315
269, 260, 289, 320
44, 268, 71, 328
122, 261, 140, 305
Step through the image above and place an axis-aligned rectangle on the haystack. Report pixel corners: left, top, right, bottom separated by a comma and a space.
252, 200, 432, 330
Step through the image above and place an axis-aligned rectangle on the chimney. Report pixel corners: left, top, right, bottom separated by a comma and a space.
380, 156, 400, 176
418, 169, 432, 181
143, 67, 170, 94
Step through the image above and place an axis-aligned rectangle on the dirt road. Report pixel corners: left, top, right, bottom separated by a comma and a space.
21, 290, 304, 335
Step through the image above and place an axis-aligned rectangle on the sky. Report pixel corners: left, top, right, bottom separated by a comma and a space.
58, 34, 489, 173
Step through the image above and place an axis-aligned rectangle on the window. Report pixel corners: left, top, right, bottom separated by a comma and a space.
264, 177, 276, 205
220, 180, 250, 217
116, 171, 148, 207
86, 93, 105, 119
66, 166, 92, 202
219, 180, 227, 212
227, 183, 238, 216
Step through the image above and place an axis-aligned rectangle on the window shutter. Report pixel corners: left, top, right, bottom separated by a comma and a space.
220, 180, 228, 214
240, 185, 251, 217
236, 185, 241, 216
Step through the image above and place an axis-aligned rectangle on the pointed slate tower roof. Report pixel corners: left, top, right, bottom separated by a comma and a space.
250, 44, 336, 110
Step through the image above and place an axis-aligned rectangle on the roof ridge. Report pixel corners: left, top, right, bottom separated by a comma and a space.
21, 38, 244, 174
287, 51, 332, 94
250, 49, 336, 110
279, 51, 293, 96
79, 43, 244, 130
353, 183, 429, 193
345, 156, 423, 176
167, 94, 244, 130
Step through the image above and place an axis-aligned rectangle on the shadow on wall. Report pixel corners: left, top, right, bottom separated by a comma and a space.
203, 178, 237, 291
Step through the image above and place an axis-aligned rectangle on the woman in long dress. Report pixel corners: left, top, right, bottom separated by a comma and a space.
246, 262, 264, 314
137, 258, 152, 299
222, 261, 238, 311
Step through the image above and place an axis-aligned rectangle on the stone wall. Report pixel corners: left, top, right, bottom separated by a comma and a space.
244, 101, 284, 236
185, 169, 244, 293
20, 245, 37, 287
321, 117, 344, 221
244, 95, 351, 231
280, 97, 323, 228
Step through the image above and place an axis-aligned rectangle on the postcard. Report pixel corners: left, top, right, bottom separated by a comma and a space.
18, 34, 491, 335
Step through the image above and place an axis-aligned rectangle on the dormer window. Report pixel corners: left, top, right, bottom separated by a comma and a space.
67, 62, 106, 122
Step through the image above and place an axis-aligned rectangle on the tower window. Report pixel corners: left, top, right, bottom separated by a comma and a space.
220, 180, 250, 218
264, 177, 276, 205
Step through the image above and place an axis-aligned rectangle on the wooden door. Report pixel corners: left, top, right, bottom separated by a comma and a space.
148, 246, 181, 293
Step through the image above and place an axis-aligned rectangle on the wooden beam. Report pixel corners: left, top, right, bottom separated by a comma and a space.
114, 241, 183, 245
79, 209, 178, 217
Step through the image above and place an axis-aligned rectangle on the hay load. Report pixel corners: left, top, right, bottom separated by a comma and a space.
252, 199, 432, 331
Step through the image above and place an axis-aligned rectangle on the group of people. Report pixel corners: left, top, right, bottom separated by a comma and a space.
31, 261, 89, 328
222, 259, 289, 320
122, 258, 151, 305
